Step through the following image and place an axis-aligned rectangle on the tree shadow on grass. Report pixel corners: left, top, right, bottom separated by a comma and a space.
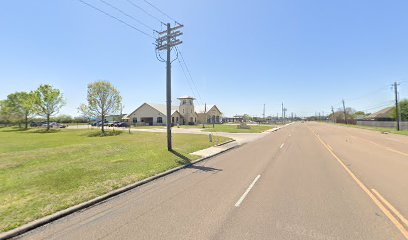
86, 130, 122, 137
1, 127, 31, 132
171, 149, 222, 173
29, 129, 61, 134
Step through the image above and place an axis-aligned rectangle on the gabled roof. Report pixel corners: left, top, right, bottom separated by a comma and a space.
147, 103, 179, 115
125, 103, 179, 118
195, 105, 222, 114
366, 107, 394, 119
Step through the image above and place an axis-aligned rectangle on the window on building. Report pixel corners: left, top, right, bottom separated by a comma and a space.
194, 117, 196, 122
176, 117, 179, 122
172, 117, 174, 123
183, 109, 184, 113
157, 117, 163, 123
190, 117, 193, 123
133, 118, 137, 123
183, 100, 186, 104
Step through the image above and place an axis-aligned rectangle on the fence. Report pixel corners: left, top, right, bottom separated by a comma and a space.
356, 120, 408, 130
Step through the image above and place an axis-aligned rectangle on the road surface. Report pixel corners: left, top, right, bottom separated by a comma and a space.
20, 122, 408, 240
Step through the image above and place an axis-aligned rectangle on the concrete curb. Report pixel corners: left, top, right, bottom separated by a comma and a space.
214, 139, 235, 147
0, 141, 240, 240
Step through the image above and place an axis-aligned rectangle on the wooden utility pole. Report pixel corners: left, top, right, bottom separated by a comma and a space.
342, 99, 347, 124
156, 23, 183, 151
281, 102, 284, 124
331, 106, 335, 123
394, 82, 401, 131
263, 104, 266, 122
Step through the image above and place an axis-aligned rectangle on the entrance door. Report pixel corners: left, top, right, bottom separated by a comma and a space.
141, 117, 154, 126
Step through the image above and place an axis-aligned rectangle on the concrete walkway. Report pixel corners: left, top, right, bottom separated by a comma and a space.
67, 124, 289, 157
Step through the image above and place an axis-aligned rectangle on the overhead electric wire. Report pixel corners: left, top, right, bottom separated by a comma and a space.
359, 100, 394, 112
345, 84, 390, 102
98, 0, 157, 31
176, 47, 203, 103
176, 55, 201, 106
143, 0, 179, 23
77, 0, 155, 39
125, 0, 165, 25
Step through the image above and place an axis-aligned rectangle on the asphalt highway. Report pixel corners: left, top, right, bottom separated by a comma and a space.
20, 123, 408, 240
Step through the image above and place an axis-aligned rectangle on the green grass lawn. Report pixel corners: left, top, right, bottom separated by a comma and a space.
199, 124, 275, 133
0, 128, 230, 232
335, 123, 408, 136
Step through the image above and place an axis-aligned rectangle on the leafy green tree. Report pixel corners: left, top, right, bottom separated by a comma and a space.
393, 99, 408, 121
79, 80, 122, 133
0, 100, 14, 126
5, 92, 36, 128
33, 85, 65, 131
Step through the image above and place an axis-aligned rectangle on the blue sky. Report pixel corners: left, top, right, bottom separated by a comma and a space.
1, 0, 408, 117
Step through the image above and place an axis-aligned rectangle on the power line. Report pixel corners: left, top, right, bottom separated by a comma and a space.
77, 0, 155, 39
143, 0, 179, 24
176, 47, 203, 103
359, 100, 394, 112
125, 0, 165, 25
345, 84, 390, 102
176, 54, 201, 106
98, 0, 157, 31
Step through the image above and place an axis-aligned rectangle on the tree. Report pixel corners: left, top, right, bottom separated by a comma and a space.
5, 92, 36, 128
79, 80, 122, 133
0, 100, 13, 126
393, 99, 408, 121
33, 85, 65, 131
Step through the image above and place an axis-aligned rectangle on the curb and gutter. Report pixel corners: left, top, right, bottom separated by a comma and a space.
0, 123, 291, 240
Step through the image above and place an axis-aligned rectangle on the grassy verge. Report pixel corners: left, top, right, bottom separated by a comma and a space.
333, 123, 408, 136
0, 128, 230, 232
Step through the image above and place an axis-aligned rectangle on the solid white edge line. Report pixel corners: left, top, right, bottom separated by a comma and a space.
235, 175, 261, 207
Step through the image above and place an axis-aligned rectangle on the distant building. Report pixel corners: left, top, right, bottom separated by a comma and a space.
365, 107, 394, 121
125, 96, 222, 126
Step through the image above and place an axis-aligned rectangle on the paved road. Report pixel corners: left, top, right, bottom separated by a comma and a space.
20, 123, 408, 240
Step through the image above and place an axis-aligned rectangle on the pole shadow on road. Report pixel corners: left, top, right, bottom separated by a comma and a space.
171, 150, 222, 173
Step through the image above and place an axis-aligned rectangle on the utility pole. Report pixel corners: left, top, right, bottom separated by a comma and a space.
156, 23, 183, 151
331, 106, 335, 123
281, 102, 284, 124
203, 103, 206, 128
394, 82, 401, 131
263, 104, 266, 122
342, 99, 347, 124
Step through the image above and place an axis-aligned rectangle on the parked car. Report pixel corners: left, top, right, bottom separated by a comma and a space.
116, 122, 129, 128
41, 122, 67, 128
109, 121, 120, 127
30, 122, 45, 127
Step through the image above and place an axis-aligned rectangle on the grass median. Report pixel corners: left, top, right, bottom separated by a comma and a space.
0, 128, 230, 232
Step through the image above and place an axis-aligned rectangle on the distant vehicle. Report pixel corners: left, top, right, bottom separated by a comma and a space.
41, 122, 67, 128
109, 121, 120, 127
30, 122, 45, 127
116, 122, 129, 128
